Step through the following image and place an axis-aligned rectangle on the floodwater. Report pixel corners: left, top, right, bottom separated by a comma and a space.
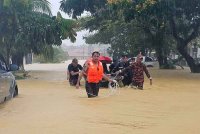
1, 62, 200, 134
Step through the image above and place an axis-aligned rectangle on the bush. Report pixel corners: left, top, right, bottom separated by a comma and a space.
33, 46, 68, 63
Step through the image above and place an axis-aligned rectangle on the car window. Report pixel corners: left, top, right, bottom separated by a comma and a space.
145, 57, 153, 62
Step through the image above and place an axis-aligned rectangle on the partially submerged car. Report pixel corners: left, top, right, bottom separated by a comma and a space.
129, 56, 157, 67
142, 56, 157, 67
0, 59, 19, 103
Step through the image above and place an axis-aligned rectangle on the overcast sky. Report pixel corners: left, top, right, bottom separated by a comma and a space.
48, 0, 70, 18
47, 0, 88, 46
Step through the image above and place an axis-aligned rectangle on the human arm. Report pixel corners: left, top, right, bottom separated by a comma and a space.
67, 70, 70, 80
67, 64, 71, 80
76, 63, 88, 89
78, 64, 83, 71
76, 71, 84, 89
69, 64, 82, 76
70, 71, 80, 76
143, 64, 152, 85
102, 74, 113, 83
117, 64, 132, 74
71, 64, 83, 75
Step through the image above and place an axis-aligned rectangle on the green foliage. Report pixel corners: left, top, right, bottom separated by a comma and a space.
60, 0, 200, 72
60, 0, 107, 19
0, 0, 77, 68
56, 12, 77, 42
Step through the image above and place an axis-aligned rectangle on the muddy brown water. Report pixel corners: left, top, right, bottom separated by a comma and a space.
0, 63, 200, 134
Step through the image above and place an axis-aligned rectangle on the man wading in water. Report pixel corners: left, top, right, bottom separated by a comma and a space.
119, 53, 152, 89
76, 51, 114, 98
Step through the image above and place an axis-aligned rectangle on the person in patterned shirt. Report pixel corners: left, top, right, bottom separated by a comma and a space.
119, 53, 152, 89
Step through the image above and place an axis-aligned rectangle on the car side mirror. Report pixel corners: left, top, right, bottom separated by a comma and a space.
9, 64, 19, 71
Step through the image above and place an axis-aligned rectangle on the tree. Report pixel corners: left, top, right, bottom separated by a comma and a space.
60, 0, 172, 67
120, 0, 200, 72
60, 0, 200, 72
168, 0, 200, 72
0, 0, 52, 66
0, 0, 77, 69
106, 0, 177, 68
60, 0, 107, 19
84, 19, 151, 58
33, 46, 68, 63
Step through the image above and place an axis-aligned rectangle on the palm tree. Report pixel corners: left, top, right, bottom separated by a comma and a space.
1, 0, 51, 14
56, 12, 77, 43
0, 0, 52, 66
1, 0, 78, 68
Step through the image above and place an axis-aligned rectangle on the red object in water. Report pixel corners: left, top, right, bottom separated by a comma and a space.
99, 56, 112, 64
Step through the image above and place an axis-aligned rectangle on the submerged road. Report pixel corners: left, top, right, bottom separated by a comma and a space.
0, 63, 200, 134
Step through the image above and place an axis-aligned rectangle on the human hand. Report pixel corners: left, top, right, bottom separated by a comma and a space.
76, 83, 80, 89
109, 79, 117, 83
112, 80, 117, 83
116, 70, 121, 75
150, 78, 152, 85
108, 79, 113, 83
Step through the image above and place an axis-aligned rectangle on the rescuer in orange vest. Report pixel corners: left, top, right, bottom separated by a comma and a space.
76, 51, 113, 98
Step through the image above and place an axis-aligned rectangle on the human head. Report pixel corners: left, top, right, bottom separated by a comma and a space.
129, 57, 135, 64
72, 58, 78, 66
121, 54, 128, 63
136, 53, 143, 63
92, 51, 100, 63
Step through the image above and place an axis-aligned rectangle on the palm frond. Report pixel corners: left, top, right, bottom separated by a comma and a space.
30, 0, 52, 16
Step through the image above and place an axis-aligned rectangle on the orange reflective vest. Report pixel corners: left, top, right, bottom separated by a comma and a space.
87, 61, 104, 83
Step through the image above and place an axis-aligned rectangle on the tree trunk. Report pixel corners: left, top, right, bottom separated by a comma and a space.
170, 17, 200, 73
6, 44, 11, 70
12, 53, 24, 69
156, 49, 164, 67
145, 25, 170, 68
156, 49, 169, 68
154, 36, 169, 68
177, 43, 200, 73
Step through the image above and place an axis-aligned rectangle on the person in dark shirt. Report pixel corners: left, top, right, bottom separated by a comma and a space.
67, 58, 83, 86
113, 55, 133, 86
112, 55, 130, 73
109, 59, 118, 73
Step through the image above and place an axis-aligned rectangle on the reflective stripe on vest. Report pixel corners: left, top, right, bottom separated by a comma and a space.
87, 61, 103, 83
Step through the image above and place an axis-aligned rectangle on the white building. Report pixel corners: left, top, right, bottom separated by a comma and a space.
62, 44, 111, 60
